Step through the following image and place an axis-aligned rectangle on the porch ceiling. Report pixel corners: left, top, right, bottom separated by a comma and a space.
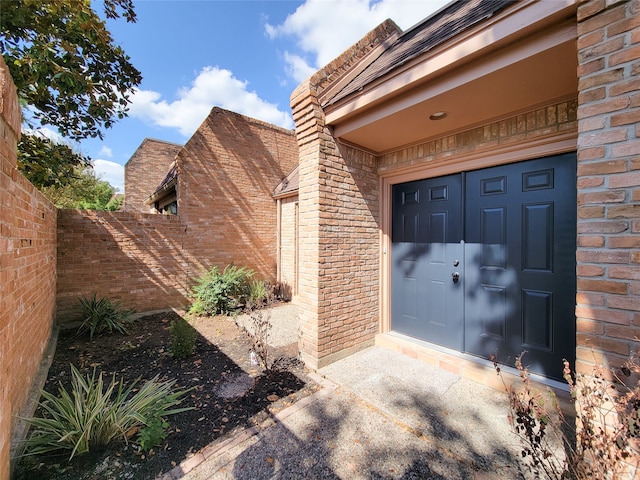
325, 4, 578, 155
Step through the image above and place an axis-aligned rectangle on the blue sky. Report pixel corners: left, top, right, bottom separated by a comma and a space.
78, 0, 451, 191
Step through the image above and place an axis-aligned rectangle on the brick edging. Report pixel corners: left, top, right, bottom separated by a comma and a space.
159, 373, 337, 479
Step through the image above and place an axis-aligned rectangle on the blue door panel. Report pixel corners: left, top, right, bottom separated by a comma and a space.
391, 153, 576, 381
391, 175, 464, 350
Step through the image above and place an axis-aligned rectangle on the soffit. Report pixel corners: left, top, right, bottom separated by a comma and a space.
324, 0, 578, 155
145, 162, 177, 205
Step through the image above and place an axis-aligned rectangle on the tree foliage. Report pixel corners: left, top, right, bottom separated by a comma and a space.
17, 132, 91, 188
1, 0, 142, 187
1, 0, 141, 140
41, 165, 122, 211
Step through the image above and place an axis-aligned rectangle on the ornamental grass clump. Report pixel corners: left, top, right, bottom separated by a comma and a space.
77, 293, 133, 340
20, 364, 192, 459
247, 279, 271, 308
188, 265, 254, 316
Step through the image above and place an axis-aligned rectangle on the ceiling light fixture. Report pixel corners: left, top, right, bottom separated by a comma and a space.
429, 111, 448, 121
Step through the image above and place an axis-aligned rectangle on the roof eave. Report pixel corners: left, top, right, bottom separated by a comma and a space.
144, 177, 177, 205
324, 0, 577, 127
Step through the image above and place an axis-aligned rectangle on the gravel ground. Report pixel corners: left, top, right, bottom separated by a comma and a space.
233, 303, 300, 348
164, 339, 549, 480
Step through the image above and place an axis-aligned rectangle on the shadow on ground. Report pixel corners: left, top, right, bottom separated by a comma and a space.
179, 347, 535, 480
13, 310, 315, 480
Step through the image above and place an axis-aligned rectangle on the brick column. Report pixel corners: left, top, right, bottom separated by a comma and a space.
576, 0, 640, 372
291, 22, 398, 369
291, 81, 381, 369
291, 83, 323, 367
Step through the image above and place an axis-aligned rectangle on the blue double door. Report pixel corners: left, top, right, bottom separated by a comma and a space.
391, 153, 576, 380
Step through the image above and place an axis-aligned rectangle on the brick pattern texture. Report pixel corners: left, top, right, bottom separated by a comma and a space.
56, 108, 298, 325
576, 0, 640, 375
0, 58, 56, 480
292, 22, 398, 368
278, 196, 298, 299
378, 99, 578, 171
176, 108, 298, 282
123, 139, 182, 213
56, 211, 189, 324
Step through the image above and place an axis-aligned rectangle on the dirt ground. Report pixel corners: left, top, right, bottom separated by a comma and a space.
13, 306, 319, 480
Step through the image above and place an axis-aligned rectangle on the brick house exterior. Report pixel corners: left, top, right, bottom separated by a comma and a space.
57, 110, 299, 328
274, 165, 300, 300
3, 1, 639, 475
123, 138, 182, 213
292, 0, 640, 392
126, 107, 299, 284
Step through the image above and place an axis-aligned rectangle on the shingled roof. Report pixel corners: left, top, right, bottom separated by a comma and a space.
273, 165, 299, 198
145, 161, 177, 205
324, 0, 515, 107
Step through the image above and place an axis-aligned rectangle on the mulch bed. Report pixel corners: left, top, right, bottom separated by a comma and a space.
13, 308, 318, 480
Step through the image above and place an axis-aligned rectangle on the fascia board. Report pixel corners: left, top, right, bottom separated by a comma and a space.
325, 0, 577, 126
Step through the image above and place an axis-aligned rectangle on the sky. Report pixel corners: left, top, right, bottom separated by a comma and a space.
77, 0, 452, 192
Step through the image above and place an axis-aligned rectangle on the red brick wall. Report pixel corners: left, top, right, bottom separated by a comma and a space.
0, 58, 57, 480
278, 196, 298, 299
576, 0, 640, 374
56, 211, 189, 325
56, 109, 298, 325
177, 108, 299, 281
292, 22, 397, 368
123, 139, 181, 213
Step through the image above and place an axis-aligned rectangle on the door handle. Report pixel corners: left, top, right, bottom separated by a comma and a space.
452, 272, 460, 283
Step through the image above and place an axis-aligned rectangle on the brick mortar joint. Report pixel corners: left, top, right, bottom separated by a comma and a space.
578, 0, 628, 22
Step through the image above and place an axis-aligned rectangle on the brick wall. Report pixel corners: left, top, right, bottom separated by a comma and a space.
57, 109, 298, 326
177, 108, 298, 282
575, 0, 640, 375
123, 138, 182, 213
0, 58, 57, 480
56, 210, 189, 325
278, 196, 298, 299
292, 22, 397, 368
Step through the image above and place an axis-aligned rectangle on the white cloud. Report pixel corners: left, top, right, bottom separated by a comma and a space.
99, 146, 113, 158
25, 126, 67, 144
283, 52, 317, 84
93, 159, 124, 192
267, 0, 451, 83
128, 66, 294, 137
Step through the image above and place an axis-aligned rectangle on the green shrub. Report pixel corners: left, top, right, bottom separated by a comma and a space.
136, 416, 169, 452
169, 318, 197, 359
20, 365, 192, 459
188, 265, 254, 315
77, 294, 133, 340
247, 279, 271, 308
